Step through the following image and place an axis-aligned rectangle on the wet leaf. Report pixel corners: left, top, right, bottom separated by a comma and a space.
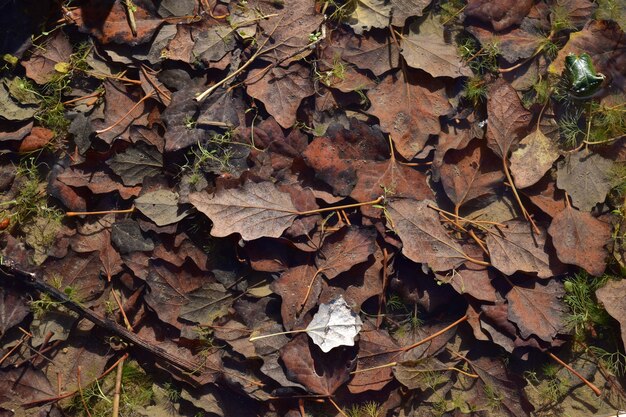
190, 181, 298, 241
93, 80, 149, 144
548, 206, 611, 276
111, 219, 155, 253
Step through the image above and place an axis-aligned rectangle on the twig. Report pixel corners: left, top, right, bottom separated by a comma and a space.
112, 357, 125, 417
548, 351, 602, 396
0, 263, 197, 373
77, 366, 93, 417
124, 0, 137, 37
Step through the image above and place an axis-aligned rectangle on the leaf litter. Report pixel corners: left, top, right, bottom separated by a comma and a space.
0, 0, 625, 416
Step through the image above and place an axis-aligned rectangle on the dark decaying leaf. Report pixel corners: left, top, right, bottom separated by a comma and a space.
178, 282, 231, 325
506, 279, 568, 343
280, 334, 356, 395
111, 219, 155, 254
556, 150, 614, 212
387, 199, 467, 271
107, 142, 163, 186
0, 367, 55, 403
21, 31, 72, 84
486, 220, 563, 279
190, 181, 298, 241
0, 286, 29, 336
393, 356, 451, 390
548, 205, 611, 276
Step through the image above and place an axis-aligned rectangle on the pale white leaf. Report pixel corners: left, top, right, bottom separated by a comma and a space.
306, 296, 363, 353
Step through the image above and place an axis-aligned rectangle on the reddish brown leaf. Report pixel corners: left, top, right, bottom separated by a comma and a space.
279, 334, 355, 395
303, 119, 388, 196
0, 367, 55, 403
506, 279, 568, 343
43, 251, 105, 303
56, 166, 141, 200
486, 221, 563, 278
246, 63, 315, 129
68, 0, 164, 45
93, 80, 149, 144
368, 70, 451, 160
486, 79, 532, 159
387, 199, 467, 271
523, 175, 567, 218
465, 0, 534, 31
548, 206, 611, 276
348, 322, 400, 394
334, 29, 400, 77
271, 263, 322, 331
596, 280, 626, 350
438, 140, 504, 212
18, 127, 54, 152
467, 23, 543, 63
316, 227, 376, 279
189, 181, 298, 241
21, 31, 72, 84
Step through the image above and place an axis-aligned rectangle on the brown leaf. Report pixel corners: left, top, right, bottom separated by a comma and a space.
548, 206, 611, 276
0, 367, 55, 403
271, 263, 322, 331
303, 119, 388, 196
246, 63, 314, 129
486, 79, 532, 159
348, 321, 399, 393
596, 280, 626, 350
465, 0, 534, 31
438, 139, 504, 213
21, 31, 72, 84
190, 182, 298, 241
506, 279, 568, 343
401, 17, 472, 78
486, 220, 563, 278
556, 150, 614, 212
387, 199, 467, 271
509, 129, 560, 189
467, 22, 544, 64
43, 251, 106, 303
18, 127, 54, 152
93, 80, 149, 144
368, 70, 451, 160
389, 0, 432, 26
68, 0, 164, 45
0, 286, 29, 337
280, 334, 355, 395
145, 260, 205, 328
57, 166, 141, 200
336, 30, 400, 77
523, 175, 567, 218
316, 227, 376, 279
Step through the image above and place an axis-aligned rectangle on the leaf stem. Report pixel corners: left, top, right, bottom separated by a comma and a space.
66, 207, 135, 217
296, 197, 383, 216
502, 158, 540, 234
548, 351, 601, 396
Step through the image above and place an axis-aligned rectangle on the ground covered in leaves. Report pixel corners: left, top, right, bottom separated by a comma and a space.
0, 0, 625, 416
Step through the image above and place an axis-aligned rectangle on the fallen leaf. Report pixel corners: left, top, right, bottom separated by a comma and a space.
467, 21, 544, 64
387, 199, 467, 271
368, 70, 451, 160
510, 129, 560, 189
179, 282, 231, 325
111, 219, 155, 254
189, 181, 298, 241
93, 81, 149, 144
486, 220, 562, 278
401, 16, 472, 78
280, 334, 356, 395
246, 63, 315, 129
192, 25, 236, 64
69, 0, 164, 45
337, 29, 400, 77
135, 190, 189, 226
0, 286, 29, 337
271, 263, 322, 331
18, 127, 55, 152
21, 31, 72, 84
389, 0, 432, 26
305, 295, 363, 352
486, 79, 533, 159
347, 0, 392, 35
393, 356, 451, 390
438, 139, 504, 213
0, 367, 55, 403
506, 279, 568, 343
107, 142, 163, 186
465, 0, 534, 31
316, 228, 376, 280
596, 280, 626, 349
548, 206, 611, 276
556, 150, 614, 212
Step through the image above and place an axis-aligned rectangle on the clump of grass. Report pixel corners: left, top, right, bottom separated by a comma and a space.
345, 401, 383, 417
185, 130, 237, 184
314, 55, 347, 88
563, 272, 611, 341
462, 75, 487, 107
319, 0, 356, 21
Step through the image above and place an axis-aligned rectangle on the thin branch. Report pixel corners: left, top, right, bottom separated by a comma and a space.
548, 351, 601, 396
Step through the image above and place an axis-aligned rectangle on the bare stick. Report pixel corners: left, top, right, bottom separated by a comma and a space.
66, 207, 135, 217
548, 351, 602, 396
112, 357, 125, 417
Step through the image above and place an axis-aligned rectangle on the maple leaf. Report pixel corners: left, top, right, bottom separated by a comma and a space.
305, 296, 363, 352
189, 181, 298, 241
